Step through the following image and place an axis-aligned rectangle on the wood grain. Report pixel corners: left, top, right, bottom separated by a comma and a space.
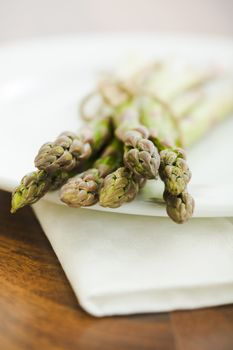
0, 189, 232, 350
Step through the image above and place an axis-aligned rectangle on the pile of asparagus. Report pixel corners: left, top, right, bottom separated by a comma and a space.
11, 62, 233, 223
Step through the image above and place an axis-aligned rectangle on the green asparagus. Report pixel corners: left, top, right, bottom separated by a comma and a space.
11, 171, 50, 213
35, 117, 112, 174
113, 105, 160, 179
163, 190, 195, 224
159, 148, 191, 196
99, 167, 139, 208
11, 169, 70, 213
140, 99, 193, 222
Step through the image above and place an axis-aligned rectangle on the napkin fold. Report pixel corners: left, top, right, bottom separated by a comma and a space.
33, 200, 233, 317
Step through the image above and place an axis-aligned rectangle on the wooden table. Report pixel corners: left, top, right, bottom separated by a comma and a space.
0, 189, 232, 350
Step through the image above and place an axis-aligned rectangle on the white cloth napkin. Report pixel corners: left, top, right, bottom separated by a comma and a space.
33, 200, 233, 317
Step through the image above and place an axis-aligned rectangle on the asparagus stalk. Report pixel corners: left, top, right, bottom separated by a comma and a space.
11, 157, 95, 213
113, 104, 160, 179
140, 103, 193, 223
35, 117, 112, 174
163, 190, 195, 224
159, 148, 191, 196
59, 139, 123, 208
11, 171, 50, 213
156, 149, 193, 224
99, 167, 140, 208
11, 169, 70, 213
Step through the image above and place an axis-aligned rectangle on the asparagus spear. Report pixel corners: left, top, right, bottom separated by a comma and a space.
11, 155, 97, 213
99, 167, 140, 208
159, 148, 191, 196
156, 146, 193, 223
113, 104, 160, 179
11, 169, 70, 213
163, 190, 195, 224
35, 117, 112, 174
59, 139, 123, 208
11, 171, 50, 213
140, 101, 193, 223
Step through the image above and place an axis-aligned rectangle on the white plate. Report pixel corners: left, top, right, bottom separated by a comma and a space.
0, 33, 233, 217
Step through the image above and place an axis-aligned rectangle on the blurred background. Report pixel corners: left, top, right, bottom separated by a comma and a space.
0, 0, 232, 42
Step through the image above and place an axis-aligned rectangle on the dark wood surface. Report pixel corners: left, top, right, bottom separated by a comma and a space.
0, 189, 233, 350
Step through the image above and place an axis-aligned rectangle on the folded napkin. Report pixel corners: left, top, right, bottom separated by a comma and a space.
33, 200, 233, 317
